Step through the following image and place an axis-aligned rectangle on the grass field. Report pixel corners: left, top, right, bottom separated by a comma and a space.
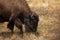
0, 0, 60, 40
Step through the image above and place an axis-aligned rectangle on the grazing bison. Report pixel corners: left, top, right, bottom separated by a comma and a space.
0, 0, 39, 33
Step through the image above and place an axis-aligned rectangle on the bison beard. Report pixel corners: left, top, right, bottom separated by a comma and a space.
0, 0, 39, 33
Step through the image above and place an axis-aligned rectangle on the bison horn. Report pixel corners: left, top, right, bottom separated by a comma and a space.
31, 14, 34, 18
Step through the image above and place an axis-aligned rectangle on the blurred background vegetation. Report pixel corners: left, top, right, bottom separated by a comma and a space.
0, 0, 60, 40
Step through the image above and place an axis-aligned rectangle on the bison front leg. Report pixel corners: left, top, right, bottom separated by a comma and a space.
15, 18, 23, 34
7, 12, 19, 33
7, 14, 14, 32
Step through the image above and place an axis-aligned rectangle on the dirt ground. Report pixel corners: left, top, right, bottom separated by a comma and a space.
0, 0, 60, 40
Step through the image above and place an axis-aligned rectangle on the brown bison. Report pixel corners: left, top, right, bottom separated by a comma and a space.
0, 0, 39, 33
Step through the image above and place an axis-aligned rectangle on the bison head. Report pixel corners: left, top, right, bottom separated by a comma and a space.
24, 12, 39, 32
18, 12, 39, 32
29, 12, 39, 32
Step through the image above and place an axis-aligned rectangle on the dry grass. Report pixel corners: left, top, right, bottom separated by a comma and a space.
0, 0, 60, 40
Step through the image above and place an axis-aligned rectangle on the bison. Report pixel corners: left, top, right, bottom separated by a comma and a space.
0, 0, 39, 33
